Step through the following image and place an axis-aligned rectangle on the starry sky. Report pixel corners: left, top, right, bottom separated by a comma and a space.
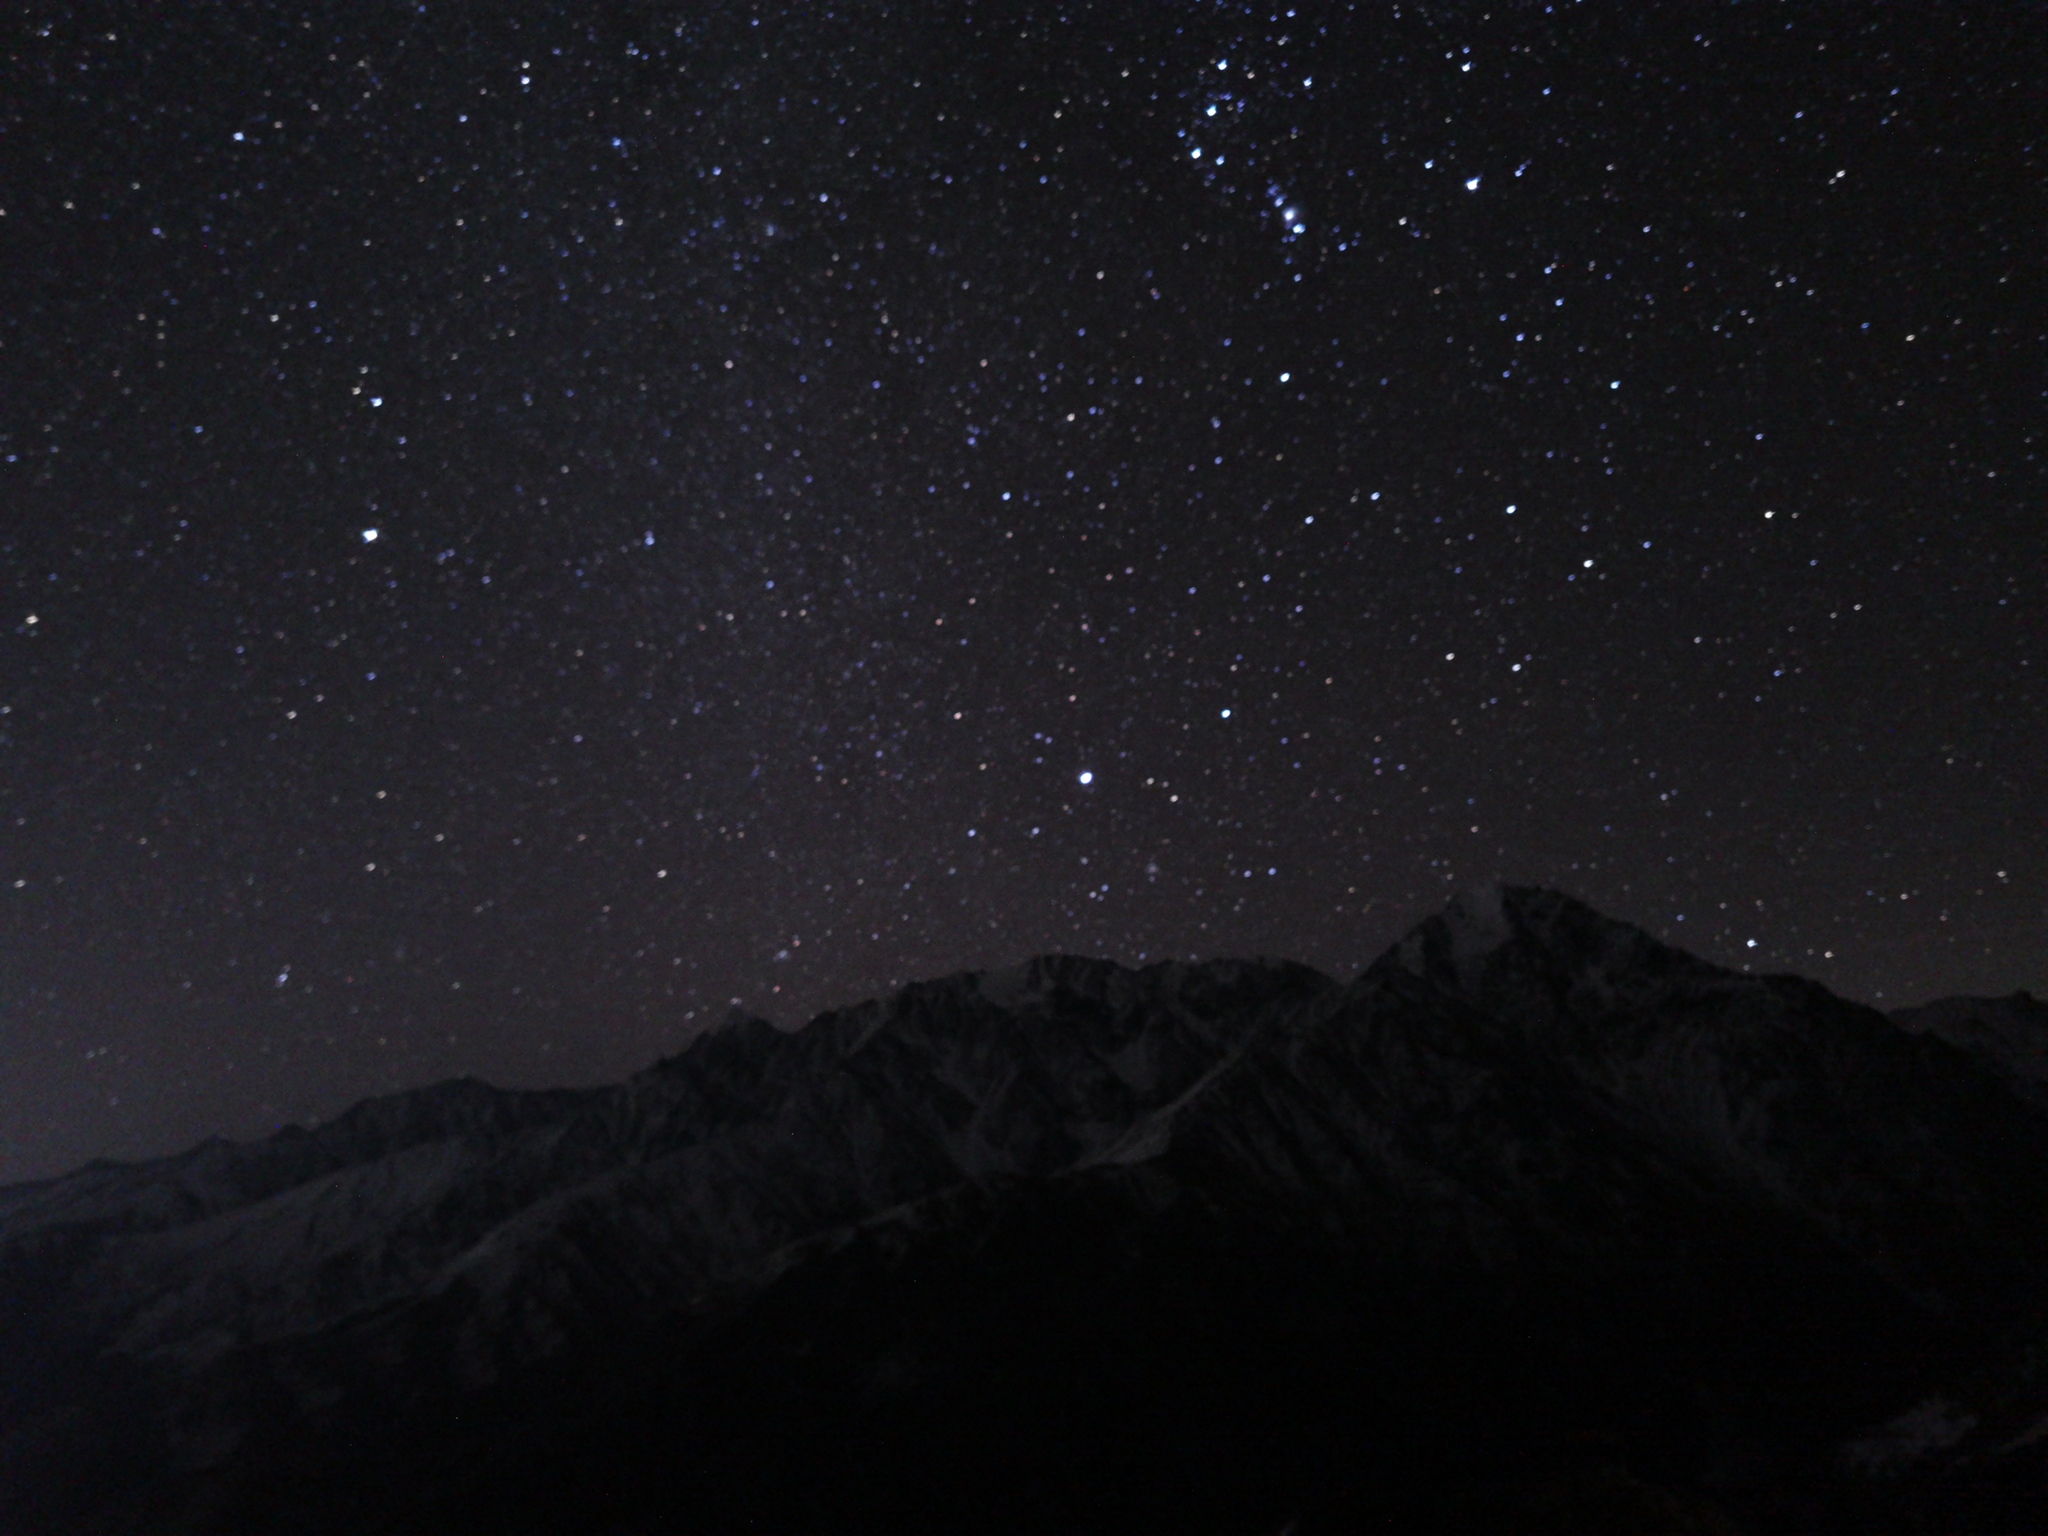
3, 0, 2042, 1183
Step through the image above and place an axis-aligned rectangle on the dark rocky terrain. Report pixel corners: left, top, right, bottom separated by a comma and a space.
4, 886, 2046, 1533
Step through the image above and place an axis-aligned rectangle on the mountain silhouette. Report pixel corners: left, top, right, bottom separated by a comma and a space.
4, 886, 2045, 1533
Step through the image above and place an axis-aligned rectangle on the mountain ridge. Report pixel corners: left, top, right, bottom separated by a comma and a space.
4, 885, 2046, 1533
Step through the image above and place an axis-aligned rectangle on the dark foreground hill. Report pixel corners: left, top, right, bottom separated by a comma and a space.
4, 887, 2047, 1534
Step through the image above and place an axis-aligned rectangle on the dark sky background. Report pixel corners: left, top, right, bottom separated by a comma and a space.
3, 0, 2041, 1184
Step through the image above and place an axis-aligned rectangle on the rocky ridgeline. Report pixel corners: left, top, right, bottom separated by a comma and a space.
4, 887, 2045, 1533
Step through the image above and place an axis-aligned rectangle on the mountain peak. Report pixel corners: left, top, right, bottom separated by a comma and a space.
1383, 878, 1518, 981
1371, 883, 1723, 1012
6, 895, 2048, 1534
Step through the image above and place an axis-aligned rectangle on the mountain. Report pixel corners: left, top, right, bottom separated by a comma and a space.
1891, 990, 2048, 1108
4, 886, 2046, 1534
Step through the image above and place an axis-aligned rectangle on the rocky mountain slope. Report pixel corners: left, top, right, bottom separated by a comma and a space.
4, 886, 2046, 1533
1891, 989, 2048, 1107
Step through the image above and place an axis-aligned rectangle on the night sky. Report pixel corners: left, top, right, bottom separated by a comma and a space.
4, 2, 2041, 1183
